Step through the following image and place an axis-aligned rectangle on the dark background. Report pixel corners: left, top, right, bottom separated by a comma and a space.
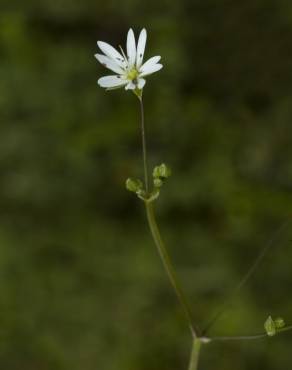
1, 0, 292, 369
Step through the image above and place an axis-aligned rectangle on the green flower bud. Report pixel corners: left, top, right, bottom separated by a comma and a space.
264, 316, 276, 337
126, 178, 143, 193
153, 178, 163, 188
274, 317, 285, 329
153, 163, 171, 179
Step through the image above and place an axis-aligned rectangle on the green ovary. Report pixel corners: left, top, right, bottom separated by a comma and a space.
127, 68, 139, 81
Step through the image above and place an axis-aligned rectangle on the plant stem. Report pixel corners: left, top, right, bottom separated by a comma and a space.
203, 218, 292, 335
145, 201, 199, 338
137, 95, 199, 338
208, 324, 292, 342
139, 97, 149, 193
188, 338, 202, 370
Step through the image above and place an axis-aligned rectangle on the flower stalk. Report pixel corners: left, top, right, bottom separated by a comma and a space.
139, 97, 149, 193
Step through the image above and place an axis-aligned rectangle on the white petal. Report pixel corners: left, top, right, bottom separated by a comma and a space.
139, 63, 163, 77
126, 29, 136, 68
94, 54, 124, 74
125, 81, 136, 90
136, 28, 147, 68
139, 56, 161, 73
137, 78, 146, 89
98, 75, 127, 88
97, 41, 125, 67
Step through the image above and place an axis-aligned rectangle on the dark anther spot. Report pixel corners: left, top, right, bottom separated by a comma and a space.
140, 53, 143, 57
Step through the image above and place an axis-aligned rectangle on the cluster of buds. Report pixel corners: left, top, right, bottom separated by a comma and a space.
152, 163, 172, 188
264, 316, 285, 337
126, 163, 171, 202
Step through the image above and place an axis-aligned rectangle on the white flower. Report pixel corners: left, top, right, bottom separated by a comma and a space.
95, 28, 163, 91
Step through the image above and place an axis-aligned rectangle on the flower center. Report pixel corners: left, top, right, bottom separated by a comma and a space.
127, 68, 139, 81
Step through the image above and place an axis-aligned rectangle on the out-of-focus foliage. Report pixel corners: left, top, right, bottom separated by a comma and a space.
1, 0, 292, 369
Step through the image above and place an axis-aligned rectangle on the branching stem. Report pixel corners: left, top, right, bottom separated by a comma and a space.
136, 94, 292, 370
138, 96, 199, 338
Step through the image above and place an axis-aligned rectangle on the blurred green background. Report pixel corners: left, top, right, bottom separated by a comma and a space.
1, 0, 292, 369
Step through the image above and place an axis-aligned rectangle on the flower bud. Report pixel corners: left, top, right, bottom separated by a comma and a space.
126, 178, 143, 193
153, 163, 171, 179
153, 178, 163, 188
264, 316, 276, 337
274, 317, 285, 329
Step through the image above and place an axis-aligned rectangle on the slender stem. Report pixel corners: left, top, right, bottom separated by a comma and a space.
188, 339, 202, 370
138, 96, 199, 337
210, 333, 267, 342
203, 218, 292, 335
139, 97, 149, 193
145, 201, 199, 338
208, 324, 292, 342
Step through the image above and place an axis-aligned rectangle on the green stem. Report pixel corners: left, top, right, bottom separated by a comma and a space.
145, 201, 199, 338
188, 338, 202, 370
139, 97, 149, 193
138, 95, 199, 337
208, 324, 292, 342
202, 219, 292, 335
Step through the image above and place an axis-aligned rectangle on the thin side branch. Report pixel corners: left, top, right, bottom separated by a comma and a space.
203, 218, 292, 335
208, 324, 292, 342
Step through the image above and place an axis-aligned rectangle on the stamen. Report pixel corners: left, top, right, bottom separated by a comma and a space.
119, 45, 128, 64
